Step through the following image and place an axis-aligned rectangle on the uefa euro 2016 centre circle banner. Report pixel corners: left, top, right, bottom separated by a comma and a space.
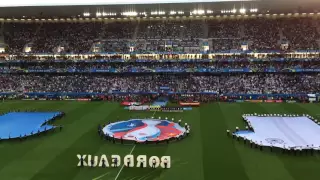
102, 119, 186, 142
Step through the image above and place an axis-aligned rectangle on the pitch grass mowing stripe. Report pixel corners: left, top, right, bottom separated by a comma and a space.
70, 106, 139, 180
235, 103, 295, 180
200, 103, 250, 180
71, 109, 160, 180
114, 145, 136, 180
28, 103, 120, 180
2, 102, 320, 180
0, 101, 80, 172
110, 110, 191, 180
114, 111, 157, 180
263, 103, 320, 180
0, 102, 116, 180
155, 108, 204, 180
111, 111, 169, 180
0, 101, 94, 179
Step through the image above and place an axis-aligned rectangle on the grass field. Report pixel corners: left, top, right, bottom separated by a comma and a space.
0, 101, 320, 180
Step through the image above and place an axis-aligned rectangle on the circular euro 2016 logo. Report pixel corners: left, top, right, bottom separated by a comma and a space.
103, 119, 186, 142
265, 138, 285, 144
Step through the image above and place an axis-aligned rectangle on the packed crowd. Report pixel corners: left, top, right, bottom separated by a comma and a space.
2, 17, 320, 53
1, 60, 319, 73
0, 74, 319, 94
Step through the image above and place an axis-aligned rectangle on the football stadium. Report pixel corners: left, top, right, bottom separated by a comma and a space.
1, 0, 320, 180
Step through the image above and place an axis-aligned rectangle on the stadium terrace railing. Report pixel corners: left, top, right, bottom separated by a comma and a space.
0, 92, 317, 99
1, 68, 320, 73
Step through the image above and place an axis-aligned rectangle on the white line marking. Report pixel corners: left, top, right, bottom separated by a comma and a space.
114, 145, 136, 180
128, 176, 139, 180
137, 169, 157, 180
92, 172, 111, 180
114, 111, 157, 180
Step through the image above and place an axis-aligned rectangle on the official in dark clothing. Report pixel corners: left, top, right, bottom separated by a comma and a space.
139, 158, 144, 168
152, 159, 156, 168
163, 158, 168, 169
113, 158, 118, 168
79, 157, 84, 167
91, 159, 94, 167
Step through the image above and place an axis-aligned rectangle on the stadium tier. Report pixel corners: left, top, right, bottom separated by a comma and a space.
0, 16, 320, 54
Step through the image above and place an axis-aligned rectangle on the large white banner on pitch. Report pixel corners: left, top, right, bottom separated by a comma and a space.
235, 116, 320, 150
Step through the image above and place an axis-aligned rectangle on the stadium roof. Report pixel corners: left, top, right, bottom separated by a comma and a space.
0, 0, 319, 18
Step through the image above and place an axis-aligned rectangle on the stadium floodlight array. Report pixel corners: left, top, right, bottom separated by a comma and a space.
83, 12, 90, 17
221, 9, 237, 14
0, 0, 253, 7
168, 10, 184, 15
96, 12, 117, 17
250, 8, 258, 13
151, 11, 166, 15
122, 11, 138, 16
191, 9, 205, 15
239, 8, 246, 14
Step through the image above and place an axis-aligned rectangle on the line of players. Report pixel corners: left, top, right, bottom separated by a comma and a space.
227, 131, 320, 156
0, 112, 65, 142
226, 125, 320, 156
97, 117, 190, 144
78, 156, 170, 169
149, 107, 184, 112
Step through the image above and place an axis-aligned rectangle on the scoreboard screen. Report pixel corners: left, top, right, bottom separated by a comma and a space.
0, 0, 252, 7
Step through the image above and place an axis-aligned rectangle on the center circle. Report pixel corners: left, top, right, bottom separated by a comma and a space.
102, 119, 186, 142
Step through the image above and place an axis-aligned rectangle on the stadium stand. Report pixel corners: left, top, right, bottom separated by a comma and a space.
0, 16, 319, 102
2, 17, 319, 53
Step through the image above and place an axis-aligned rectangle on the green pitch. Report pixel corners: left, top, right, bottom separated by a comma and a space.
0, 101, 320, 180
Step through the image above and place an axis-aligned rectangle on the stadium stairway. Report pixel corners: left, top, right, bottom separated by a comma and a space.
132, 21, 140, 40
0, 22, 4, 43
202, 20, 208, 38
